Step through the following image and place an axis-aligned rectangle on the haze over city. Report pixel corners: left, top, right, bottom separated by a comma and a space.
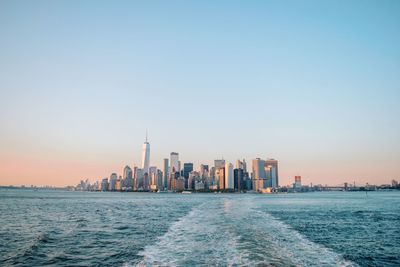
1, 0, 399, 187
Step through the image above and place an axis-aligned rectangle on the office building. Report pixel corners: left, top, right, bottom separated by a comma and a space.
157, 169, 163, 189
188, 171, 200, 190
200, 164, 209, 174
135, 168, 144, 190
109, 173, 118, 191
210, 166, 216, 182
149, 166, 157, 177
141, 134, 150, 175
101, 178, 109, 191
225, 163, 234, 190
183, 163, 194, 188
123, 165, 133, 189
176, 177, 185, 191
123, 165, 132, 180
234, 168, 244, 191
150, 172, 157, 186
252, 158, 266, 191
252, 158, 279, 190
143, 173, 149, 190
163, 158, 169, 190
242, 159, 247, 173
214, 159, 225, 168
115, 176, 122, 191
132, 166, 138, 190
266, 159, 279, 187
169, 172, 178, 191
194, 181, 205, 191
270, 165, 278, 188
235, 159, 243, 170
183, 163, 193, 179
170, 152, 179, 174
294, 176, 302, 189
243, 172, 252, 190
215, 167, 225, 190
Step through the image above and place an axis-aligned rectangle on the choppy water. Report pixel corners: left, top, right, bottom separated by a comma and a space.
0, 190, 399, 266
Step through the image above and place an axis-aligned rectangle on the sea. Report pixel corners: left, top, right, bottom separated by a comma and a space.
0, 189, 399, 266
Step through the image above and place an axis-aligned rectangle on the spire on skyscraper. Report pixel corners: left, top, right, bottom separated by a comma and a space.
141, 130, 150, 174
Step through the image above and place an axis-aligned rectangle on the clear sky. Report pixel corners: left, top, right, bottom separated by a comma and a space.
1, 0, 399, 187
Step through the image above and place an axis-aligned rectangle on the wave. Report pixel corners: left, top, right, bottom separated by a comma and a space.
136, 201, 250, 266
248, 209, 356, 266
136, 197, 357, 266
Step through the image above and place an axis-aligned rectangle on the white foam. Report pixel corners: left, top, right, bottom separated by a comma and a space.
137, 201, 250, 266
135, 197, 357, 267
247, 209, 356, 266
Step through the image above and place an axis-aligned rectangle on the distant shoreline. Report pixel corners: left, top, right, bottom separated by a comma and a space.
1, 186, 399, 194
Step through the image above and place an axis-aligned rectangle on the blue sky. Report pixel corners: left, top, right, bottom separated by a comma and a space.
0, 0, 399, 186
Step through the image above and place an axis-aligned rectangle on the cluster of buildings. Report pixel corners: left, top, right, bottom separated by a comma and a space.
71, 138, 400, 194
76, 137, 280, 193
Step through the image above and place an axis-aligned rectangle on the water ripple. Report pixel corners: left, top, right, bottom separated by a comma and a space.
0, 190, 399, 266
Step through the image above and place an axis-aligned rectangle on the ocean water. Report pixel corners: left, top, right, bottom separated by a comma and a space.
0, 190, 399, 266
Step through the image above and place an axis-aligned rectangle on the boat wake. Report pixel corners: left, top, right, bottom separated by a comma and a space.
136, 197, 357, 266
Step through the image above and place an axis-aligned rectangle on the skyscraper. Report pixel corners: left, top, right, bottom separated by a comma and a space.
101, 178, 109, 191
157, 169, 163, 190
183, 163, 193, 188
188, 171, 200, 190
183, 163, 194, 179
264, 165, 272, 188
170, 152, 179, 174
169, 172, 177, 190
225, 163, 234, 190
123, 165, 132, 180
132, 166, 138, 190
123, 165, 133, 189
141, 133, 150, 175
163, 158, 169, 190
252, 158, 279, 190
135, 168, 143, 190
235, 159, 243, 169
215, 167, 225, 190
265, 159, 278, 187
209, 166, 216, 188
115, 176, 122, 191
294, 176, 302, 189
149, 166, 157, 177
234, 168, 244, 191
200, 164, 209, 186
143, 172, 149, 190
109, 173, 118, 191
242, 159, 247, 173
200, 164, 209, 174
270, 165, 278, 188
252, 158, 266, 191
214, 159, 225, 169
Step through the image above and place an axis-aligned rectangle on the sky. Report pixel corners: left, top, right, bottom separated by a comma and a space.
0, 0, 399, 187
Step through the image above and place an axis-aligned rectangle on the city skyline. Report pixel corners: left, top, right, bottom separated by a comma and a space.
1, 1, 399, 187
61, 135, 398, 192
0, 2, 399, 266
72, 136, 281, 192
1, 134, 395, 188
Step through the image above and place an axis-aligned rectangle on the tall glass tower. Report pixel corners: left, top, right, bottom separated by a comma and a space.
170, 152, 179, 173
141, 132, 150, 175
